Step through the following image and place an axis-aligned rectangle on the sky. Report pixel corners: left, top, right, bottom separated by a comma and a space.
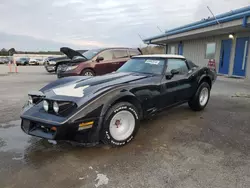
0, 0, 249, 51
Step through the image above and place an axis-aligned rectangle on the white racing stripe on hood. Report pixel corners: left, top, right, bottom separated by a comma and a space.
53, 84, 89, 97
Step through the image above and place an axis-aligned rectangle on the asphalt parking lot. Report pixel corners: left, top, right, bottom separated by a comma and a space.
1, 65, 250, 188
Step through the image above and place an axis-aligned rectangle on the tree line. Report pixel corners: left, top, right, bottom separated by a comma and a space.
0, 48, 62, 56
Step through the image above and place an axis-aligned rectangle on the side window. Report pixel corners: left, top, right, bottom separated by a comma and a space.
98, 50, 113, 61
129, 49, 141, 56
113, 50, 129, 59
166, 59, 189, 75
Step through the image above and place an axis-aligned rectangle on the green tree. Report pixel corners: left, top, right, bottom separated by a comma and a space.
8, 48, 16, 56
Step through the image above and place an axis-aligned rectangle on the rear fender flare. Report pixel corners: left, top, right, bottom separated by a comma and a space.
198, 73, 212, 88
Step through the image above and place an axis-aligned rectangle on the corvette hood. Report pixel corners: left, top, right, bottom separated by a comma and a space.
44, 72, 150, 100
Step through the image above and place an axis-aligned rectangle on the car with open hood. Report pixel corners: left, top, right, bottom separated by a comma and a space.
20, 54, 216, 147
56, 47, 142, 78
44, 48, 87, 73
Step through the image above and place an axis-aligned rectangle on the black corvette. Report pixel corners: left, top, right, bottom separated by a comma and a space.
21, 54, 216, 146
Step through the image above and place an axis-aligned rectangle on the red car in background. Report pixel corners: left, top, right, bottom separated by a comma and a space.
57, 47, 142, 78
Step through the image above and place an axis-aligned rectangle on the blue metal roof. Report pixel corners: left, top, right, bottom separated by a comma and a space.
143, 6, 250, 43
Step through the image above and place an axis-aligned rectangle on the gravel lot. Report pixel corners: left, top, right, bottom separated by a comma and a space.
1, 65, 250, 188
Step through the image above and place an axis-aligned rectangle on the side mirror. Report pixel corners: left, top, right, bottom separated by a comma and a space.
165, 69, 179, 79
96, 56, 104, 62
171, 69, 179, 75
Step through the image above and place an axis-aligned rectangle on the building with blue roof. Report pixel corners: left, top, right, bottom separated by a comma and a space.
143, 6, 250, 78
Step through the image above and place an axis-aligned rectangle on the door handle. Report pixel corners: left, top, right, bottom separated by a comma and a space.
242, 40, 248, 70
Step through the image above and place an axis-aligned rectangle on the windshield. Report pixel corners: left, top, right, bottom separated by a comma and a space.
117, 58, 165, 75
82, 49, 102, 60
20, 58, 28, 61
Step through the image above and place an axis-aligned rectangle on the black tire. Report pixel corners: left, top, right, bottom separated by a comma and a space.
55, 65, 59, 73
188, 82, 210, 111
101, 102, 140, 147
81, 69, 95, 76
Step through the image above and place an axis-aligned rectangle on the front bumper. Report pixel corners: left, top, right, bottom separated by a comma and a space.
21, 116, 100, 143
16, 62, 25, 65
21, 118, 74, 140
45, 65, 56, 72
57, 71, 80, 78
29, 62, 39, 65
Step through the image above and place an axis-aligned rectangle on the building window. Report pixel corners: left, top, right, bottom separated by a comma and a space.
170, 46, 176, 54
205, 43, 216, 59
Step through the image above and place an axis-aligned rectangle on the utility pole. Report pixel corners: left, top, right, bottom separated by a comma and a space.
157, 26, 163, 33
207, 6, 220, 25
138, 33, 143, 41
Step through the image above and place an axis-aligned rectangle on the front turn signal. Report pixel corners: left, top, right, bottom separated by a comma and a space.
78, 121, 94, 130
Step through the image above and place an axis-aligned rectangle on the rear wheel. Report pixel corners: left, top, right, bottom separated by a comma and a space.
188, 82, 210, 111
101, 102, 140, 147
81, 69, 95, 76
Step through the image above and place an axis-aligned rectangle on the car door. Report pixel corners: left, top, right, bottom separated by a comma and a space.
166, 58, 194, 102
160, 70, 181, 109
112, 49, 130, 70
94, 50, 115, 75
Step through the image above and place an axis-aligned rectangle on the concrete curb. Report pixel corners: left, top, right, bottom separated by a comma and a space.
0, 64, 9, 75
217, 75, 250, 85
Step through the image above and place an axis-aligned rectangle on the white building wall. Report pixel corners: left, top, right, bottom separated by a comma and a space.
180, 33, 250, 79
182, 36, 224, 68
167, 43, 179, 54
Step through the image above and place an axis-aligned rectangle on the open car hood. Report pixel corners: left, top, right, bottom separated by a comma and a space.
60, 47, 87, 60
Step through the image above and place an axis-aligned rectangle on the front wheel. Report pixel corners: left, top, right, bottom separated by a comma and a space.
101, 102, 140, 147
188, 82, 210, 111
81, 69, 95, 76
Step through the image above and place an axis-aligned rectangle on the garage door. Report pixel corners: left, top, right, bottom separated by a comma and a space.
219, 39, 232, 75
233, 37, 249, 77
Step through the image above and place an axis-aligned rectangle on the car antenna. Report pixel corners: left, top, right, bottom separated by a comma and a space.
207, 6, 220, 25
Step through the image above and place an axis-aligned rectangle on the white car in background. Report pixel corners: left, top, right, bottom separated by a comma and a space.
29, 58, 40, 65
36, 58, 44, 65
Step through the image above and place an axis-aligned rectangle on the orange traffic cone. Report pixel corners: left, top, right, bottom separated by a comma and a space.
14, 59, 18, 73
8, 62, 12, 73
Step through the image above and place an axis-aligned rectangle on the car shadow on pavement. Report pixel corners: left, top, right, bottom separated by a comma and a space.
22, 103, 203, 167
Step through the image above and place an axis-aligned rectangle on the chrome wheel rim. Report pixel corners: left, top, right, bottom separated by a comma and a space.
199, 87, 209, 106
84, 71, 93, 76
109, 110, 135, 141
